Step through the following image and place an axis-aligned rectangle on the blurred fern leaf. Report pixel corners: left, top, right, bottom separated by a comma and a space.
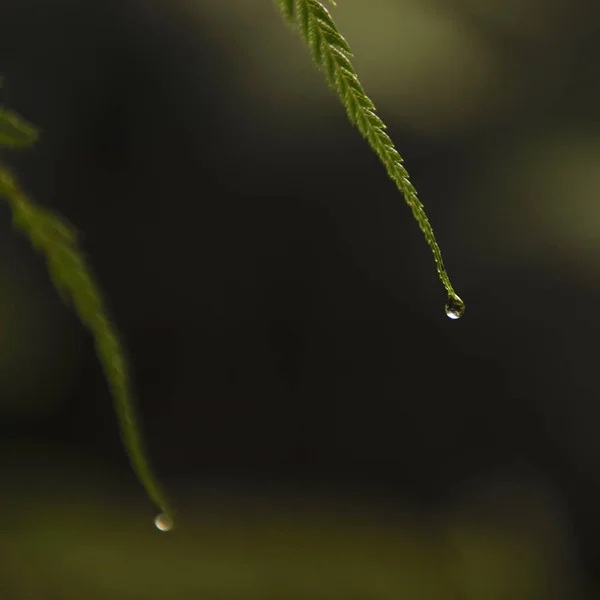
0, 106, 174, 524
0, 106, 39, 149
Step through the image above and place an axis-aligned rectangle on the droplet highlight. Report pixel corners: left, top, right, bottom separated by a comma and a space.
445, 295, 465, 320
154, 512, 174, 532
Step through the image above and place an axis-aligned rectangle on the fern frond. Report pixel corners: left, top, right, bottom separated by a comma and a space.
275, 0, 465, 317
0, 159, 174, 525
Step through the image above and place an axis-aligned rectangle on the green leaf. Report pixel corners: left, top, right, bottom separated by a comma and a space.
274, 0, 465, 315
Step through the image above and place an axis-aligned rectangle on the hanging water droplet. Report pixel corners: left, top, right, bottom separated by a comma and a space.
154, 512, 174, 532
445, 295, 465, 320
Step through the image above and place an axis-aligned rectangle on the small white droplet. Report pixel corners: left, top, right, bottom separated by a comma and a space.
154, 513, 174, 532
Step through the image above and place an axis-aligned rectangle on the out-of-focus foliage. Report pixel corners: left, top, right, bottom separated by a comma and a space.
0, 106, 38, 149
0, 115, 174, 524
0, 447, 584, 600
0, 99, 78, 413
465, 128, 600, 267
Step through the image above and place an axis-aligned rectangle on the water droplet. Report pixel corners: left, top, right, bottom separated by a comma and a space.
154, 513, 174, 532
445, 295, 465, 320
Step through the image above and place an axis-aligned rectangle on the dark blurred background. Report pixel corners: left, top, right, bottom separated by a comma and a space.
2, 0, 600, 597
